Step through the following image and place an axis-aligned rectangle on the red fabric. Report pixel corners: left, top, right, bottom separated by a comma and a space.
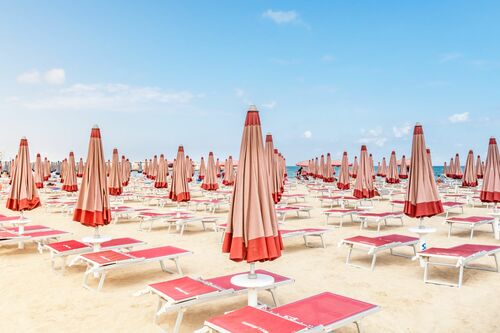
128, 245, 188, 259
222, 180, 234, 186
462, 181, 478, 187
6, 197, 41, 211
222, 233, 283, 263
386, 178, 400, 184
62, 184, 78, 192
35, 182, 44, 189
109, 187, 123, 195
337, 183, 350, 190
272, 192, 282, 204
150, 276, 219, 301
403, 200, 444, 218
399, 175, 408, 179
169, 191, 190, 202
73, 208, 112, 227
46, 240, 89, 252
101, 237, 142, 248
201, 183, 219, 191
353, 188, 378, 199
154, 182, 168, 188
245, 111, 261, 126
480, 191, 500, 202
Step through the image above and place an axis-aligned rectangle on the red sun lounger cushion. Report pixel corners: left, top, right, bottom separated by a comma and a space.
25, 230, 67, 238
421, 247, 478, 257
344, 236, 392, 247
101, 237, 143, 248
447, 216, 493, 223
4, 225, 49, 232
149, 276, 220, 302
127, 246, 188, 259
357, 212, 397, 218
378, 234, 418, 243
452, 244, 500, 252
46, 240, 89, 252
272, 292, 377, 327
208, 306, 307, 333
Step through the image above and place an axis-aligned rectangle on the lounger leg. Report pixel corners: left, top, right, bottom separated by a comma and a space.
174, 258, 183, 275
346, 246, 353, 265
97, 272, 107, 291
173, 308, 186, 333
458, 266, 464, 288
354, 321, 364, 333
470, 227, 474, 240
320, 235, 326, 248
268, 288, 279, 306
423, 260, 429, 284
448, 223, 452, 237
61, 256, 67, 275
370, 254, 377, 271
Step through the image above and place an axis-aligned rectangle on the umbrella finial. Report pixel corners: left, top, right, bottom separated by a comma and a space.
93, 124, 99, 129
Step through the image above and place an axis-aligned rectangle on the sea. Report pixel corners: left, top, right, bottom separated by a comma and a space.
286, 166, 446, 178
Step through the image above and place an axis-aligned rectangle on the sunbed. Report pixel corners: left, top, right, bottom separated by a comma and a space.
280, 228, 332, 248
323, 208, 364, 227
417, 244, 500, 287
354, 211, 404, 233
444, 216, 495, 239
340, 234, 418, 270
0, 229, 70, 252
142, 269, 293, 332
441, 201, 465, 218
199, 292, 380, 333
75, 245, 193, 290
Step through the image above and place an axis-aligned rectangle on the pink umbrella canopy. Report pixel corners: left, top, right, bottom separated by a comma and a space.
324, 153, 334, 182
314, 157, 320, 178
186, 155, 193, 182
380, 157, 387, 177
215, 158, 221, 178
337, 152, 350, 190
353, 146, 378, 199
108, 148, 123, 196
155, 154, 168, 188
454, 153, 463, 179
443, 162, 448, 177
319, 155, 325, 180
6, 137, 41, 211
222, 107, 282, 263
77, 158, 84, 177
399, 155, 408, 179
120, 155, 128, 186
274, 149, 284, 196
43, 157, 51, 181
151, 155, 158, 180
462, 150, 478, 187
386, 151, 399, 184
34, 153, 44, 189
73, 126, 111, 227
62, 152, 78, 192
264, 134, 281, 203
476, 155, 483, 179
123, 158, 131, 186
404, 124, 443, 218
350, 156, 358, 178
60, 158, 67, 183
480, 138, 500, 203
201, 152, 219, 191
198, 157, 206, 181
376, 162, 381, 176
448, 157, 455, 178
143, 159, 149, 178
169, 146, 191, 202
223, 156, 235, 186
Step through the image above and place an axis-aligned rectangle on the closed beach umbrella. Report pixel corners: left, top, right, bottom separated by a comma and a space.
480, 137, 500, 203
274, 149, 284, 197
476, 155, 483, 179
324, 153, 334, 182
337, 151, 350, 190
404, 123, 443, 220
169, 146, 190, 202
462, 150, 477, 187
144, 159, 149, 178
201, 152, 219, 191
222, 107, 282, 263
223, 156, 235, 186
73, 126, 111, 228
448, 157, 455, 178
155, 154, 168, 188
60, 158, 68, 183
443, 162, 448, 177
151, 155, 158, 180
62, 151, 78, 192
353, 146, 378, 198
319, 155, 325, 180
399, 155, 408, 179
351, 156, 358, 178
34, 153, 44, 189
185, 155, 193, 182
108, 148, 123, 195
369, 154, 375, 179
77, 158, 84, 177
6, 137, 41, 212
376, 162, 381, 177
198, 157, 206, 181
386, 151, 399, 184
215, 158, 221, 178
454, 153, 463, 179
264, 134, 281, 203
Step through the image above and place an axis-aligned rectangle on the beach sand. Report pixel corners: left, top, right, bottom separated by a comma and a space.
1, 181, 499, 332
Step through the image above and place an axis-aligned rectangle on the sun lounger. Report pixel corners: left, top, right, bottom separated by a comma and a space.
281, 193, 306, 203
2, 224, 50, 233
138, 211, 192, 231
164, 216, 220, 237
340, 234, 418, 270
355, 211, 404, 233
76, 245, 193, 290
280, 228, 332, 248
199, 292, 380, 333
45, 237, 145, 274
318, 195, 359, 208
275, 205, 312, 222
444, 216, 496, 239
323, 208, 364, 227
417, 244, 500, 287
441, 201, 465, 218
0, 229, 70, 252
144, 269, 293, 332
390, 200, 405, 212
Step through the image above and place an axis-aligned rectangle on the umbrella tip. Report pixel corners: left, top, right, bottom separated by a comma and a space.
248, 105, 258, 111
21, 136, 26, 140
93, 124, 99, 129
415, 122, 421, 126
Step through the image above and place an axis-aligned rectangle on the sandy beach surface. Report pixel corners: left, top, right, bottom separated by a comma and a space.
1, 179, 499, 333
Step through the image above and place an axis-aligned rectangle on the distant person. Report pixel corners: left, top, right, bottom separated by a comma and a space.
436, 175, 442, 184
296, 167, 303, 179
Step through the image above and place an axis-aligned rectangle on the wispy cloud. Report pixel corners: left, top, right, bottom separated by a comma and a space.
302, 130, 312, 139
262, 9, 310, 29
8, 83, 202, 111
234, 88, 245, 98
392, 124, 411, 138
358, 128, 387, 147
321, 54, 335, 62
262, 101, 277, 109
439, 52, 463, 63
448, 112, 470, 123
17, 68, 66, 85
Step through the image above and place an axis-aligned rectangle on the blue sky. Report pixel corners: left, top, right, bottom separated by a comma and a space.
0, 1, 499, 164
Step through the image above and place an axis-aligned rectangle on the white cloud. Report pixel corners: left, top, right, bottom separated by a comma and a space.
302, 130, 312, 139
262, 101, 277, 109
392, 124, 411, 138
448, 112, 470, 123
17, 70, 41, 84
235, 88, 245, 98
321, 55, 335, 62
439, 52, 463, 63
44, 68, 65, 85
358, 128, 387, 147
9, 83, 202, 111
262, 10, 298, 24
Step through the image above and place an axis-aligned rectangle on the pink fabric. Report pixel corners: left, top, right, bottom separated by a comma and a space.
462, 150, 478, 187
62, 152, 78, 192
480, 138, 500, 202
155, 154, 168, 189
108, 148, 123, 195
264, 134, 281, 203
454, 153, 463, 179
353, 146, 378, 199
399, 155, 408, 179
337, 152, 350, 189
202, 152, 219, 191
386, 151, 400, 184
476, 155, 483, 179
169, 146, 190, 202
34, 154, 44, 188
222, 108, 283, 263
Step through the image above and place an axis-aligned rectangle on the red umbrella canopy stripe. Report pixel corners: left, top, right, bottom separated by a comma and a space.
73, 126, 112, 227
222, 107, 283, 263
6, 137, 41, 211
404, 124, 444, 218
